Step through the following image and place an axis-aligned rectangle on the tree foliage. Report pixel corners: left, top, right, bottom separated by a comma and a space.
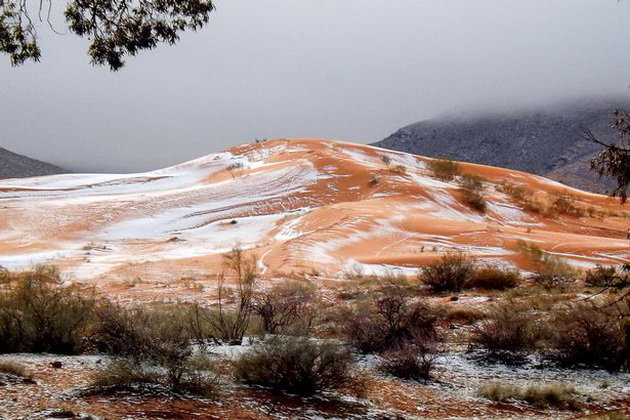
586, 109, 630, 203
0, 0, 215, 70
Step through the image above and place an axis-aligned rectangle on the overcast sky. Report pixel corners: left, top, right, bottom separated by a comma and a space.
1, 0, 630, 172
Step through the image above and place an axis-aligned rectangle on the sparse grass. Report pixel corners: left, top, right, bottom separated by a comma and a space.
444, 306, 486, 325
0, 361, 31, 379
478, 381, 580, 410
427, 159, 461, 181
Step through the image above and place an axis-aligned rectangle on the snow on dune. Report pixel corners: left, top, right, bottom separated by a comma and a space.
0, 138, 627, 280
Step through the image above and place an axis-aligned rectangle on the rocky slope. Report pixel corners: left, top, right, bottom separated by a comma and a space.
373, 98, 630, 193
0, 147, 66, 179
0, 138, 627, 281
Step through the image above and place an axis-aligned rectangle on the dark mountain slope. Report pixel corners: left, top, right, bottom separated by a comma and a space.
0, 147, 66, 179
373, 98, 629, 193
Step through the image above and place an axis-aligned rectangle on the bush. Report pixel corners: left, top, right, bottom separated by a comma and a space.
547, 303, 627, 370
550, 193, 584, 218
478, 381, 579, 410
233, 338, 356, 395
471, 304, 541, 363
468, 266, 520, 291
342, 286, 440, 354
88, 359, 216, 398
427, 159, 461, 181
459, 174, 487, 212
89, 304, 218, 397
0, 277, 94, 354
420, 252, 476, 293
252, 280, 315, 336
377, 342, 436, 381
585, 265, 619, 287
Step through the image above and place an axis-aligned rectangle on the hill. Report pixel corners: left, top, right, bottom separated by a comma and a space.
0, 146, 66, 179
373, 98, 630, 193
0, 138, 627, 281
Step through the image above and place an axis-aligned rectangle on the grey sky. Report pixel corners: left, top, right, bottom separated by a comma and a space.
1, 0, 630, 172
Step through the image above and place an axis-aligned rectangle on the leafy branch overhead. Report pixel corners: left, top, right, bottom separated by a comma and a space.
585, 109, 630, 203
0, 0, 215, 70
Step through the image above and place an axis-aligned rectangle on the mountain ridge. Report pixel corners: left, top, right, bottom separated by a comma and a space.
0, 146, 66, 179
373, 98, 629, 193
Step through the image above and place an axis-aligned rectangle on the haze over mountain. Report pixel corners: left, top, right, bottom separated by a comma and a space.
0, 147, 66, 179
374, 98, 629, 193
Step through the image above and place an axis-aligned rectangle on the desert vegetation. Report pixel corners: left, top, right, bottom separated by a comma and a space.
0, 255, 627, 418
427, 158, 461, 181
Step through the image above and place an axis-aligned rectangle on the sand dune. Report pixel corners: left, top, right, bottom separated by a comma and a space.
0, 138, 628, 281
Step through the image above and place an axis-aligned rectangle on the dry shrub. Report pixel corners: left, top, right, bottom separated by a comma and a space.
585, 265, 621, 287
469, 266, 520, 291
549, 193, 585, 218
390, 165, 408, 176
342, 285, 440, 354
445, 306, 486, 325
459, 174, 487, 212
420, 252, 476, 293
471, 304, 542, 363
233, 338, 357, 395
252, 280, 315, 336
478, 381, 580, 410
547, 303, 627, 370
427, 159, 461, 181
0, 277, 94, 354
88, 304, 217, 397
377, 341, 437, 381
187, 248, 259, 345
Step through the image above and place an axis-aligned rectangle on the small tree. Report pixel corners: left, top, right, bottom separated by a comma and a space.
189, 248, 259, 345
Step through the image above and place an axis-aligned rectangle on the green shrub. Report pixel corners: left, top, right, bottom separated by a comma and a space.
427, 159, 461, 181
420, 252, 476, 293
233, 338, 356, 395
0, 277, 94, 354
